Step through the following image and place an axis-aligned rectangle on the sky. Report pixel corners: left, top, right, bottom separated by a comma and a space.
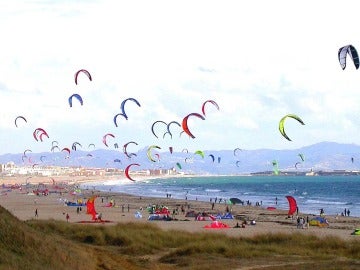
1, 0, 360, 156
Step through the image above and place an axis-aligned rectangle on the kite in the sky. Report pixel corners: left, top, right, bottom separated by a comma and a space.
15, 116, 27, 127
33, 128, 49, 142
201, 100, 219, 116
278, 114, 305, 141
72, 142, 82, 151
102, 133, 115, 147
68, 93, 83, 107
166, 121, 181, 138
125, 163, 140, 181
147, 145, 161, 162
75, 69, 92, 84
151, 120, 167, 138
338, 45, 359, 70
123, 141, 138, 158
182, 112, 206, 139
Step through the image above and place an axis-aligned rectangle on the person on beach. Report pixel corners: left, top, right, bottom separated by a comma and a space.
35, 208, 38, 217
306, 216, 309, 229
66, 213, 70, 222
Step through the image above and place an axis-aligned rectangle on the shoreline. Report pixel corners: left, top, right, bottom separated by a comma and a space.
0, 175, 359, 241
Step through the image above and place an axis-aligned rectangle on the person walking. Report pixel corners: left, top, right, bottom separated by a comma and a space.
35, 208, 38, 218
66, 213, 70, 222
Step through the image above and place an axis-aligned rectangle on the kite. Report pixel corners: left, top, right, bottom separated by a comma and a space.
68, 93, 83, 107
51, 145, 60, 152
102, 133, 115, 147
125, 163, 140, 181
233, 148, 242, 156
278, 114, 305, 141
88, 143, 96, 148
72, 142, 82, 151
181, 112, 206, 139
147, 145, 161, 162
14, 116, 27, 127
285, 196, 297, 216
86, 195, 98, 220
75, 69, 92, 85
338, 45, 359, 70
23, 149, 32, 157
201, 100, 219, 116
166, 121, 181, 137
51, 141, 59, 146
151, 120, 167, 138
119, 97, 141, 120
123, 141, 138, 158
33, 128, 49, 142
113, 113, 126, 127
272, 160, 279, 175
162, 131, 172, 139
61, 148, 71, 155
194, 150, 205, 159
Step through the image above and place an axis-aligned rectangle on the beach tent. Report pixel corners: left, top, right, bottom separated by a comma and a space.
229, 198, 243, 205
351, 228, 360, 235
309, 216, 329, 227
204, 220, 230, 229
285, 196, 297, 216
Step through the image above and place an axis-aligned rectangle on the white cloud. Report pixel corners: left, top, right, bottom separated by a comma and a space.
1, 0, 360, 155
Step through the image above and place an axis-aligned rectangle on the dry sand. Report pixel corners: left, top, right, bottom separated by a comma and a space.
0, 175, 359, 241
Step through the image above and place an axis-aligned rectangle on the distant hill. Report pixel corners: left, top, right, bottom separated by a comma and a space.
1, 141, 360, 175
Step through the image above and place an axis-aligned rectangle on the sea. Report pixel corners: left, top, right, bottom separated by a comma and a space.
80, 175, 360, 217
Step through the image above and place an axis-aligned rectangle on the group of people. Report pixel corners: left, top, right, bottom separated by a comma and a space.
342, 208, 351, 216
296, 216, 309, 229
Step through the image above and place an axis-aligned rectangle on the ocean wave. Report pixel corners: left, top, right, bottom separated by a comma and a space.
205, 189, 222, 193
306, 199, 347, 205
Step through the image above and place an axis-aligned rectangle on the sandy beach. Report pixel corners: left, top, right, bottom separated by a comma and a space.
0, 175, 359, 241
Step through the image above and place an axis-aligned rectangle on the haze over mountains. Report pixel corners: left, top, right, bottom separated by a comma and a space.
1, 142, 360, 175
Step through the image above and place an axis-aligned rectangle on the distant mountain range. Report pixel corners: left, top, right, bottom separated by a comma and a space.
2, 141, 360, 175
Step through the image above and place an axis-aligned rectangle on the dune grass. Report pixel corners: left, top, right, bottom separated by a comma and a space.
26, 219, 360, 270
0, 204, 359, 269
